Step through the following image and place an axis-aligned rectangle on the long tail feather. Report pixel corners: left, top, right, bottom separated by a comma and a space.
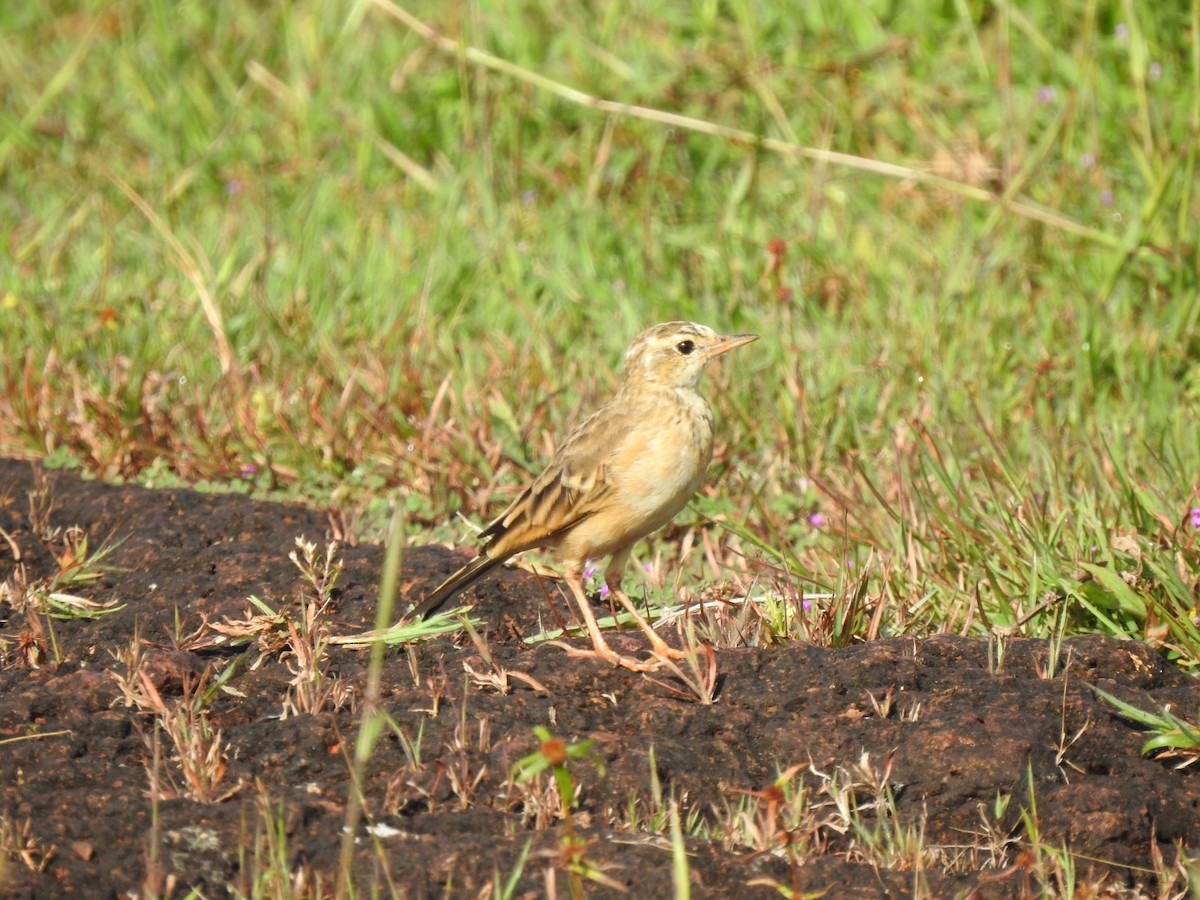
408, 554, 505, 619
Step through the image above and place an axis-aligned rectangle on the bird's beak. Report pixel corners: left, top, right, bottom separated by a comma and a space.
708, 333, 759, 358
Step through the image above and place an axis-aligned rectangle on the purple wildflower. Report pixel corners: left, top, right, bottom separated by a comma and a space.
240, 464, 257, 479
599, 584, 610, 600
583, 565, 598, 580
1101, 189, 1114, 206
808, 512, 826, 528
1037, 86, 1057, 104
1189, 508, 1200, 529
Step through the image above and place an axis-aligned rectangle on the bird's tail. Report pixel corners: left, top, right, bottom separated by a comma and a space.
408, 554, 504, 620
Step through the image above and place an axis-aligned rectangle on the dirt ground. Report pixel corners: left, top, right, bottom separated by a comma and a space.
1, 457, 1198, 898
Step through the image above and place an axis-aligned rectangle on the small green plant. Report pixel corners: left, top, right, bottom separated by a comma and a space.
1091, 686, 1200, 766
491, 838, 532, 900
283, 537, 352, 717
1013, 763, 1075, 897
109, 629, 243, 804
237, 785, 330, 898
325, 607, 478, 648
0, 525, 125, 625
511, 727, 620, 895
732, 765, 812, 850
669, 800, 691, 900
511, 727, 598, 819
618, 746, 705, 838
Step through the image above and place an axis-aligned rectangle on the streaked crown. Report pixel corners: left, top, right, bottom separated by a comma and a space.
621, 321, 757, 389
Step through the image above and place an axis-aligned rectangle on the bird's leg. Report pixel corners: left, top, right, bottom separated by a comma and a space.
563, 569, 615, 657
553, 567, 662, 672
604, 556, 687, 661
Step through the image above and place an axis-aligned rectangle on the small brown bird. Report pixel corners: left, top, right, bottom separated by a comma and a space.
410, 321, 757, 670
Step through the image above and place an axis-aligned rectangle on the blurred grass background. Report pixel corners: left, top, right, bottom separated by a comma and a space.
2, 0, 1198, 659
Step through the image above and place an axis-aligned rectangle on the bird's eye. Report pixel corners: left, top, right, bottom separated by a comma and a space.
675, 340, 696, 355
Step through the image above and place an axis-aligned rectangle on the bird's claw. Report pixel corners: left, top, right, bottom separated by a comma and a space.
549, 640, 666, 672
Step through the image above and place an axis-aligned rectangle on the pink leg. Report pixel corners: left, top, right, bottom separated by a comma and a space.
604, 553, 686, 660
554, 568, 663, 672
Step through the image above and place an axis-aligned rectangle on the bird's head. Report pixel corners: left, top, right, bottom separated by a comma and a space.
621, 321, 758, 390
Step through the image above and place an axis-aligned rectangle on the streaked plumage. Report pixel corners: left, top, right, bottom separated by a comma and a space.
410, 321, 757, 670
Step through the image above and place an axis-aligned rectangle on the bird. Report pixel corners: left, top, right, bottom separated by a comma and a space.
409, 321, 758, 670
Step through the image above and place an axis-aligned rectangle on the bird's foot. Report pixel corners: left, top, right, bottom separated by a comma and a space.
604, 589, 687, 661
549, 640, 665, 672
644, 634, 689, 661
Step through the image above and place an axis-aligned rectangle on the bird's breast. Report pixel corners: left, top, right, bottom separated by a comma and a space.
552, 390, 716, 564
609, 392, 714, 525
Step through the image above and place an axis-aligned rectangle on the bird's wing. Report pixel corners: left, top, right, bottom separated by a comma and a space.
410, 405, 620, 619
480, 404, 620, 557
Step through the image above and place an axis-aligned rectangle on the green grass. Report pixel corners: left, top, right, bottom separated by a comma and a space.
2, 0, 1199, 662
